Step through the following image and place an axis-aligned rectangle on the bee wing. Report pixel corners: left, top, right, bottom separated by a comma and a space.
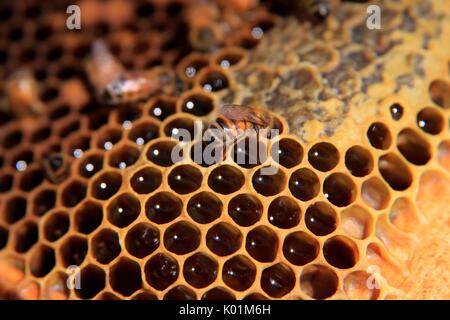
220, 104, 271, 127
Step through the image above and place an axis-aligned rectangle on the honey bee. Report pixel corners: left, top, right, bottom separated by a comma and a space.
42, 153, 71, 184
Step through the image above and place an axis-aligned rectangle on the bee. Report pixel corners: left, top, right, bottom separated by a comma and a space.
42, 153, 71, 184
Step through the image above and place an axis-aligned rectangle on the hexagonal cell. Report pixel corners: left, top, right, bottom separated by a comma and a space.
378, 153, 413, 191
180, 92, 214, 116
29, 245, 55, 278
130, 166, 162, 194
78, 153, 103, 178
2, 129, 22, 148
32, 189, 56, 217
308, 142, 339, 172
12, 149, 33, 171
144, 253, 179, 291
305, 202, 337, 236
146, 140, 179, 167
128, 121, 159, 145
268, 196, 301, 229
163, 116, 195, 139
341, 205, 373, 240
417, 107, 444, 135
132, 291, 158, 300
222, 255, 256, 291
283, 231, 319, 266
261, 263, 295, 298
344, 271, 380, 300
232, 137, 267, 169
74, 201, 103, 235
109, 258, 142, 297
107, 193, 140, 228
13, 220, 38, 253
43, 211, 70, 242
60, 235, 88, 267
397, 128, 431, 165
61, 179, 87, 208
367, 122, 392, 150
19, 167, 45, 191
300, 264, 338, 300
168, 165, 203, 194
91, 170, 122, 200
206, 222, 242, 256
252, 166, 285, 196
361, 177, 391, 210
0, 172, 13, 193
228, 194, 263, 227
208, 165, 244, 195
429, 79, 450, 109
202, 287, 236, 300
67, 134, 91, 159
213, 46, 247, 69
183, 252, 218, 289
164, 221, 201, 255
289, 168, 320, 201
96, 127, 122, 150
148, 97, 176, 120
243, 293, 269, 300
108, 144, 140, 169
125, 222, 160, 258
245, 226, 278, 263
271, 138, 303, 168
323, 173, 357, 207
44, 272, 69, 300
323, 236, 359, 269
187, 191, 222, 224
0, 225, 8, 250
3, 196, 27, 224
177, 52, 209, 81
91, 229, 121, 264
75, 265, 106, 299
145, 191, 182, 224
164, 285, 197, 300
345, 145, 374, 177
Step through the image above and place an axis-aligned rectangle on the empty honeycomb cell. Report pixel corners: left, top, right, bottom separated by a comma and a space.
304, 202, 337, 236
148, 97, 176, 121
222, 255, 256, 292
13, 221, 38, 253
144, 252, 179, 291
429, 79, 450, 109
125, 222, 160, 258
197, 67, 230, 92
243, 292, 269, 300
282, 231, 319, 266
202, 287, 236, 300
30, 125, 51, 143
308, 142, 339, 172
41, 86, 60, 103
0, 173, 13, 193
91, 171, 122, 200
164, 221, 201, 255
43, 211, 69, 242
67, 135, 91, 159
163, 116, 196, 140
146, 140, 179, 167
107, 193, 141, 228
180, 91, 215, 116
417, 107, 444, 135
49, 104, 70, 121
128, 122, 159, 146
361, 177, 391, 210
345, 145, 374, 177
378, 153, 413, 190
252, 166, 285, 196
323, 173, 357, 207
183, 252, 218, 288
228, 194, 263, 227
78, 153, 104, 178
60, 236, 88, 267
397, 128, 432, 165
58, 120, 81, 139
208, 165, 244, 195
12, 150, 33, 171
32, 189, 56, 217
98, 292, 120, 300
245, 225, 278, 262
187, 191, 222, 224
206, 222, 243, 256
341, 205, 373, 240
29, 245, 55, 278
232, 137, 267, 169
116, 106, 142, 127
96, 127, 123, 150
168, 164, 203, 194
108, 144, 140, 169
61, 180, 87, 208
261, 263, 295, 298
3, 196, 27, 224
343, 271, 380, 300
289, 168, 320, 201
74, 201, 103, 235
130, 166, 162, 194
213, 47, 247, 70
389, 197, 420, 233
176, 52, 209, 81
367, 122, 392, 150
268, 196, 301, 229
19, 167, 45, 192
0, 225, 8, 250
300, 264, 339, 300
437, 140, 450, 171
164, 285, 197, 300
91, 229, 121, 265
145, 191, 182, 224
132, 291, 158, 300
271, 137, 303, 168
323, 236, 359, 269
44, 272, 69, 300
109, 258, 142, 297
75, 265, 106, 299
2, 129, 22, 149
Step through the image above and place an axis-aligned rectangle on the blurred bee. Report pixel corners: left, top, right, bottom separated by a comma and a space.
42, 153, 71, 184
302, 0, 330, 22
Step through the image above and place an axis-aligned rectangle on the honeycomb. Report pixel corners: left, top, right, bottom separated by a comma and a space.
0, 0, 449, 300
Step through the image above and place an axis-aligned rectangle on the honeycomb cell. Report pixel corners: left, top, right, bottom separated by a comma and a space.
2, 129, 22, 148
108, 144, 140, 169
96, 127, 122, 150
32, 189, 56, 217
125, 223, 160, 258
261, 263, 295, 298
130, 166, 162, 195
232, 137, 267, 169
378, 153, 413, 191
367, 122, 392, 150
75, 265, 106, 299
345, 145, 374, 177
271, 138, 303, 168
438, 140, 450, 171
243, 293, 269, 300
0, 173, 13, 193
344, 271, 380, 300
14, 221, 38, 253
323, 173, 357, 207
3, 196, 27, 224
44, 272, 69, 300
202, 287, 236, 300
163, 116, 196, 139
60, 236, 88, 267
429, 79, 450, 109
146, 140, 179, 167
0, 225, 8, 250
245, 226, 278, 262
43, 211, 69, 242
213, 47, 246, 69
323, 236, 359, 269
308, 142, 339, 172
29, 245, 55, 278
91, 229, 121, 264
107, 193, 140, 228
132, 291, 158, 300
12, 150, 33, 171
190, 140, 224, 167
341, 205, 373, 240
208, 165, 244, 195
222, 255, 256, 291
67, 135, 90, 159
144, 253, 179, 291
98, 292, 120, 300
30, 125, 51, 143
164, 221, 201, 255
61, 180, 87, 208
168, 165, 203, 194
305, 202, 337, 236
177, 53, 209, 80
74, 201, 103, 235
197, 67, 230, 92
206, 222, 242, 256
183, 252, 218, 288
300, 264, 338, 299
228, 194, 263, 227
252, 166, 285, 196
110, 258, 142, 297
78, 153, 103, 178
270, 196, 301, 229
187, 191, 222, 224
18, 168, 45, 192
417, 107, 444, 135
149, 97, 176, 121
289, 168, 320, 201
397, 128, 432, 165
181, 92, 215, 116
164, 285, 197, 300
145, 192, 182, 224
283, 231, 319, 266
389, 197, 419, 233
128, 121, 159, 146
361, 177, 391, 210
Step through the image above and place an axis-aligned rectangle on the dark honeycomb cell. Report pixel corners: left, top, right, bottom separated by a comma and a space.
345, 146, 374, 177
60, 236, 88, 267
429, 79, 450, 109
96, 128, 122, 150
32, 189, 56, 217
164, 221, 201, 255
367, 122, 392, 150
228, 194, 263, 227
181, 92, 215, 116
163, 116, 196, 139
128, 121, 159, 146
19, 168, 45, 192
245, 226, 278, 262
289, 168, 320, 201
67, 135, 91, 159
243, 293, 269, 300
14, 221, 38, 253
323, 236, 359, 269
91, 171, 122, 200
130, 167, 162, 194
29, 245, 55, 278
2, 129, 22, 148
132, 291, 158, 300
202, 287, 236, 300
0, 173, 13, 193
323, 173, 357, 207
183, 252, 218, 288
187, 191, 222, 224
214, 47, 246, 69
149, 97, 176, 121
43, 211, 70, 242
305, 202, 337, 236
198, 68, 230, 92
125, 223, 160, 258
252, 166, 285, 196
146, 140, 179, 167
397, 128, 432, 165
177, 53, 209, 80
75, 265, 106, 299
4, 196, 27, 224
91, 229, 121, 265
74, 201, 103, 235
283, 231, 319, 266
378, 153, 413, 191
117, 106, 142, 127
300, 264, 338, 299
168, 165, 203, 194
30, 125, 51, 143
206, 222, 242, 256
108, 145, 140, 169
261, 263, 295, 298
61, 180, 87, 208
308, 142, 339, 172
417, 107, 444, 135
164, 285, 197, 300
232, 137, 267, 169
107, 193, 140, 228
268, 196, 301, 229
0, 225, 8, 250
271, 138, 303, 168
223, 255, 257, 291
145, 192, 182, 224
110, 258, 142, 297
78, 153, 103, 178
208, 165, 244, 195
144, 253, 179, 291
